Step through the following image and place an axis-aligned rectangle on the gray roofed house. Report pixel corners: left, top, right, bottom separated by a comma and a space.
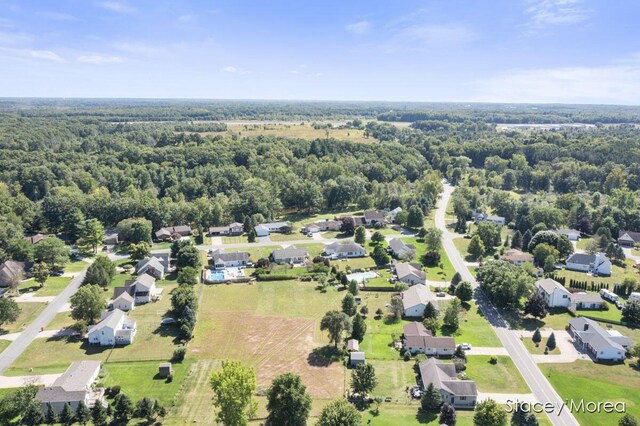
155, 225, 192, 241
569, 292, 603, 310
324, 241, 366, 258
500, 248, 534, 266
401, 284, 435, 317
418, 358, 477, 408
210, 250, 250, 268
112, 291, 134, 312
554, 229, 581, 241
565, 252, 611, 276
208, 222, 244, 236
35, 361, 104, 416
272, 246, 308, 264
402, 322, 455, 356
473, 211, 505, 226
363, 210, 387, 226
618, 230, 640, 247
24, 233, 48, 244
135, 256, 166, 279
395, 262, 426, 286
388, 238, 416, 259
535, 277, 571, 308
569, 317, 632, 361
0, 260, 27, 287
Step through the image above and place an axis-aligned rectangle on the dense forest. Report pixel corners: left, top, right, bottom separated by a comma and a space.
2, 99, 640, 264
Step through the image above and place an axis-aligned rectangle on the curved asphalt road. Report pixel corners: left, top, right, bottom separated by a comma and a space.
0, 270, 87, 374
436, 182, 579, 426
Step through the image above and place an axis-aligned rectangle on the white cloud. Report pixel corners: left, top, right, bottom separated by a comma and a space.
222, 66, 237, 73
113, 42, 167, 57
473, 63, 640, 104
525, 0, 591, 26
30, 50, 64, 62
221, 66, 250, 75
97, 2, 136, 14
346, 21, 373, 35
39, 11, 79, 21
395, 23, 477, 47
77, 54, 123, 64
0, 30, 32, 45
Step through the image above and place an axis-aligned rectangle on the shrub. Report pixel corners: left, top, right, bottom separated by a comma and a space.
256, 274, 297, 281
173, 346, 187, 362
403, 351, 411, 361
453, 359, 466, 372
489, 356, 498, 365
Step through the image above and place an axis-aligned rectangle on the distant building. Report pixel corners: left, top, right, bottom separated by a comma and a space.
35, 361, 104, 416
254, 222, 292, 237
135, 256, 167, 279
112, 274, 161, 311
0, 260, 27, 287
617, 230, 640, 247
155, 225, 192, 241
565, 253, 611, 276
208, 222, 244, 236
535, 278, 570, 308
302, 219, 342, 234
473, 212, 505, 227
324, 241, 366, 258
554, 229, 581, 241
389, 207, 403, 223
363, 210, 387, 227
418, 358, 477, 408
500, 249, 534, 266
388, 238, 416, 259
210, 250, 250, 269
24, 233, 48, 245
401, 285, 434, 317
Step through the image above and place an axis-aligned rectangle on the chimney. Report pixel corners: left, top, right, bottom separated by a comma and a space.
584, 324, 589, 331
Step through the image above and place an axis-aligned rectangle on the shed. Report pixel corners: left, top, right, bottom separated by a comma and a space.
158, 362, 173, 378
349, 351, 365, 367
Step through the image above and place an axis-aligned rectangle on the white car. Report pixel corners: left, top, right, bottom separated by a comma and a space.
160, 318, 176, 325
459, 343, 472, 350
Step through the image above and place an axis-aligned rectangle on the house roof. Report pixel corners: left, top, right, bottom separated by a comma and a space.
114, 291, 134, 303
401, 285, 432, 310
136, 256, 165, 275
418, 358, 477, 397
132, 273, 156, 291
570, 317, 632, 352
501, 249, 534, 262
363, 210, 387, 221
388, 238, 411, 253
209, 226, 230, 233
36, 361, 101, 404
425, 336, 456, 350
347, 339, 360, 351
569, 292, 602, 304
273, 246, 308, 259
395, 262, 426, 282
566, 253, 596, 265
536, 278, 570, 296
0, 260, 26, 281
555, 229, 581, 237
325, 241, 365, 254
212, 250, 250, 263
24, 233, 48, 244
403, 322, 432, 338
261, 221, 290, 229
618, 230, 640, 243
88, 309, 132, 335
350, 352, 365, 361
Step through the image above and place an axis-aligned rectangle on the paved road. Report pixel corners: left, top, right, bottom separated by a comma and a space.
0, 270, 86, 374
435, 182, 579, 426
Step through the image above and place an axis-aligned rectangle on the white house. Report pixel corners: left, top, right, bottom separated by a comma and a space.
418, 358, 477, 408
600, 289, 619, 302
394, 262, 426, 286
112, 291, 134, 312
401, 284, 434, 317
302, 219, 341, 233
36, 361, 105, 416
403, 322, 455, 356
324, 241, 366, 258
535, 278, 570, 308
569, 317, 632, 361
554, 229, 581, 241
208, 222, 244, 236
254, 222, 292, 237
210, 250, 250, 269
565, 253, 611, 276
272, 246, 308, 264
87, 309, 137, 346
569, 292, 603, 310
389, 207, 403, 223
135, 256, 166, 279
473, 212, 505, 226
112, 274, 159, 310
388, 238, 415, 259
501, 249, 534, 266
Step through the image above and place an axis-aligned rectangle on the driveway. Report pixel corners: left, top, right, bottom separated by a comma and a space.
513, 329, 585, 363
11, 293, 55, 303
0, 373, 62, 388
0, 328, 76, 342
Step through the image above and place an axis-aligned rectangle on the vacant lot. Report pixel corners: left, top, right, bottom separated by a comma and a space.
219, 123, 375, 144
540, 361, 640, 425
0, 302, 47, 334
368, 360, 417, 402
466, 355, 530, 394
442, 302, 502, 347
190, 281, 346, 399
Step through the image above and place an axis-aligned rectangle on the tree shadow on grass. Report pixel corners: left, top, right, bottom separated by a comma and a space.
307, 345, 343, 367
152, 321, 181, 344
416, 409, 437, 424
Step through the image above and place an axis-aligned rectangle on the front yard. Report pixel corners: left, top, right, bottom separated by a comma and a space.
441, 302, 502, 347
0, 302, 47, 334
465, 355, 530, 394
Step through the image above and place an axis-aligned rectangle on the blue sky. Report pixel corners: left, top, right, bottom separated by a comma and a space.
1, 0, 639, 104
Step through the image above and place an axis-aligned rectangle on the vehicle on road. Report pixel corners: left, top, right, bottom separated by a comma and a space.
459, 343, 472, 350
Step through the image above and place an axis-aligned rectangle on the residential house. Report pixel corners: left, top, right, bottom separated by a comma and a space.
208, 222, 244, 236
403, 322, 455, 356
389, 207, 403, 223
112, 291, 134, 312
363, 210, 387, 227
155, 225, 192, 241
565, 253, 612, 276
87, 309, 137, 346
418, 358, 477, 408
135, 256, 166, 279
473, 211, 505, 226
629, 292, 640, 302
617, 230, 640, 247
210, 250, 250, 269
324, 241, 366, 258
349, 352, 365, 367
339, 215, 366, 228
24, 233, 48, 245
569, 317, 632, 361
395, 262, 427, 286
272, 246, 308, 264
254, 222, 292, 237
535, 278, 571, 308
500, 249, 534, 266
554, 229, 581, 241
388, 238, 416, 259
35, 361, 105, 416
346, 339, 360, 352
112, 274, 159, 310
0, 260, 27, 287
401, 284, 434, 317
302, 219, 342, 234
569, 292, 604, 310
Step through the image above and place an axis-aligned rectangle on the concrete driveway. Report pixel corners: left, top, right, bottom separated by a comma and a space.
513, 329, 585, 363
0, 373, 62, 388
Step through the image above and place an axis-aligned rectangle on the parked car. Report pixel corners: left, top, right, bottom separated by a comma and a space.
459, 343, 472, 350
307, 233, 313, 237
160, 318, 176, 325
50, 270, 64, 277
463, 234, 472, 239
616, 301, 623, 309
436, 292, 446, 297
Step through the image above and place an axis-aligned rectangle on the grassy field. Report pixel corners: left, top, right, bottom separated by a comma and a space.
0, 302, 47, 334
45, 311, 75, 330
522, 337, 560, 354
19, 276, 72, 297
64, 259, 91, 273
215, 123, 376, 144
441, 302, 502, 347
360, 294, 406, 360
466, 355, 530, 393
269, 233, 306, 242
402, 237, 456, 282
368, 360, 417, 402
361, 405, 475, 426
556, 258, 640, 286
221, 235, 248, 244
540, 361, 640, 426
0, 339, 10, 355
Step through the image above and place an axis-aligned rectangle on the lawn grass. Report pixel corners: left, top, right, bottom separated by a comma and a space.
64, 259, 91, 273
45, 311, 75, 331
556, 258, 639, 286
540, 361, 640, 426
221, 235, 248, 244
361, 404, 475, 426
0, 302, 47, 334
360, 295, 406, 360
575, 237, 593, 250
453, 237, 472, 260
521, 337, 560, 354
294, 243, 326, 257
222, 122, 376, 144
268, 233, 305, 242
19, 276, 72, 297
441, 302, 502, 347
401, 237, 456, 282
0, 339, 10, 355
101, 359, 193, 407
368, 360, 418, 402
466, 355, 530, 394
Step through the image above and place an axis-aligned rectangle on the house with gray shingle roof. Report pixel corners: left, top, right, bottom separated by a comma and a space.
569, 292, 603, 310
135, 256, 166, 279
155, 225, 192, 241
565, 253, 611, 276
324, 241, 365, 258
394, 262, 426, 286
535, 278, 570, 308
0, 260, 27, 287
569, 317, 632, 361
210, 250, 250, 269
88, 309, 137, 346
272, 246, 308, 264
418, 358, 477, 408
388, 238, 415, 259
618, 230, 640, 247
401, 284, 435, 317
403, 322, 455, 356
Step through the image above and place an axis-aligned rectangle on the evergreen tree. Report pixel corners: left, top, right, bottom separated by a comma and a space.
440, 402, 457, 426
21, 400, 45, 426
443, 298, 461, 331
423, 301, 438, 319
91, 402, 108, 426
546, 332, 556, 351
348, 279, 359, 296
421, 382, 442, 412
511, 230, 523, 249
532, 328, 542, 344
75, 402, 91, 425
248, 228, 257, 243
523, 230, 533, 252
351, 314, 367, 341
59, 402, 74, 425
342, 293, 356, 316
45, 403, 57, 425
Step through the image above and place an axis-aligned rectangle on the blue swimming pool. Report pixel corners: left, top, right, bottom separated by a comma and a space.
346, 271, 378, 282
208, 271, 225, 281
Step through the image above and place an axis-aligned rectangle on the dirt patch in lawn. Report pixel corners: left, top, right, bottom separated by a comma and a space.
190, 313, 344, 399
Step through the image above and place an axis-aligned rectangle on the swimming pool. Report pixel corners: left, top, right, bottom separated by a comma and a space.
208, 271, 225, 281
346, 271, 379, 282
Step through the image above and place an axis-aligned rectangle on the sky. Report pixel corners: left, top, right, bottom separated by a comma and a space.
1, 0, 640, 104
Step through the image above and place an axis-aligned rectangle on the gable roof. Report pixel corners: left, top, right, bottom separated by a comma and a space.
569, 292, 602, 304
347, 339, 360, 351
403, 321, 431, 338
401, 285, 431, 310
618, 230, 640, 243
325, 241, 365, 253
135, 256, 165, 275
570, 317, 632, 352
0, 260, 26, 281
36, 361, 101, 403
555, 229, 581, 237
211, 250, 249, 263
88, 309, 126, 334
395, 262, 426, 282
132, 273, 156, 291
24, 233, 48, 244
363, 210, 387, 221
113, 291, 134, 303
536, 278, 570, 296
272, 246, 308, 259
419, 358, 477, 397
566, 253, 597, 265
261, 221, 290, 229
388, 238, 412, 253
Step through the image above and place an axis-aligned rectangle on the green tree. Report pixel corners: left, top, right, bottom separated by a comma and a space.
440, 402, 456, 426
176, 243, 201, 269
83, 255, 115, 288
32, 262, 50, 288
135, 397, 157, 422
389, 295, 404, 319
622, 300, 640, 325
511, 403, 538, 426
424, 227, 443, 252
422, 317, 440, 335
210, 360, 257, 426
524, 292, 548, 319
443, 298, 460, 330
473, 399, 507, 426
351, 313, 366, 341
91, 400, 109, 426
423, 301, 438, 319
350, 363, 377, 397
75, 402, 91, 425
354, 226, 366, 245
619, 414, 639, 426
129, 241, 151, 260
546, 332, 556, 350
78, 218, 105, 253
511, 230, 523, 249
45, 403, 57, 425
421, 382, 442, 412
0, 385, 38, 422
371, 231, 385, 243
455, 281, 473, 302
476, 261, 534, 309
348, 279, 359, 296
320, 310, 352, 348
532, 328, 542, 344
177, 266, 199, 285
117, 217, 153, 244
113, 393, 134, 424
21, 399, 45, 426
33, 236, 70, 270
59, 402, 74, 425
474, 222, 501, 252
371, 244, 390, 267
532, 243, 559, 266
407, 205, 425, 228
70, 284, 104, 324
266, 373, 312, 426
342, 293, 356, 316
0, 298, 21, 329
451, 272, 462, 287
468, 235, 486, 259
248, 228, 257, 243
171, 285, 198, 315
317, 399, 361, 426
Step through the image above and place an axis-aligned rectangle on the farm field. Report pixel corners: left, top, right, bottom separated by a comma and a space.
218, 122, 376, 143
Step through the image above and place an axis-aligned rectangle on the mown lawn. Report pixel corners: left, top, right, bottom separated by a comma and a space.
360, 295, 406, 360
540, 361, 640, 426
466, 355, 530, 394
221, 235, 248, 244
402, 237, 456, 282
64, 259, 91, 273
361, 405, 475, 426
522, 336, 560, 354
0, 302, 47, 334
30, 276, 72, 297
556, 258, 639, 286
0, 339, 10, 355
45, 311, 75, 330
441, 302, 502, 347
368, 360, 418, 402
269, 233, 305, 242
